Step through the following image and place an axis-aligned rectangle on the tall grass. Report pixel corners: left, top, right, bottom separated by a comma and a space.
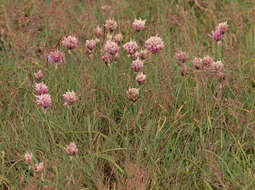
0, 0, 255, 189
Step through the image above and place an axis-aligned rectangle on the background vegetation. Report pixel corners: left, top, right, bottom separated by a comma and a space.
0, 0, 255, 189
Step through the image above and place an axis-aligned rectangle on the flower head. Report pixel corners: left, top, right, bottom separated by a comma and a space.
212, 21, 228, 42
102, 53, 112, 66
63, 91, 78, 108
212, 29, 224, 42
126, 88, 140, 103
218, 21, 228, 34
136, 72, 146, 85
210, 61, 224, 73
24, 152, 33, 164
101, 5, 111, 12
133, 18, 146, 32
34, 70, 43, 81
145, 35, 164, 54
66, 142, 78, 156
114, 33, 123, 44
175, 51, 189, 64
123, 41, 139, 55
104, 40, 119, 56
192, 57, 203, 70
47, 50, 65, 69
36, 94, 51, 112
95, 26, 103, 38
85, 39, 97, 54
35, 162, 44, 173
138, 49, 149, 60
104, 19, 118, 32
61, 35, 78, 50
131, 59, 144, 72
35, 82, 48, 95
203, 55, 214, 67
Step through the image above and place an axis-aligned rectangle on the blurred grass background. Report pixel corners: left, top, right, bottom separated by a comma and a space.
0, 0, 255, 189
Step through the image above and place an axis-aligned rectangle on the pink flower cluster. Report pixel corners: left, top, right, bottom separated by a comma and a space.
123, 41, 139, 55
85, 39, 97, 54
126, 88, 140, 103
132, 18, 146, 32
34, 82, 51, 113
35, 82, 48, 95
47, 50, 65, 69
136, 72, 146, 85
95, 26, 103, 38
34, 70, 43, 81
131, 59, 144, 72
36, 94, 52, 113
145, 35, 164, 54
63, 91, 78, 108
35, 162, 44, 173
24, 152, 33, 164
203, 55, 214, 67
104, 40, 120, 56
114, 33, 123, 44
175, 51, 189, 64
102, 40, 120, 66
24, 152, 44, 173
212, 21, 228, 42
104, 19, 118, 32
192, 57, 203, 70
66, 142, 78, 156
61, 35, 78, 50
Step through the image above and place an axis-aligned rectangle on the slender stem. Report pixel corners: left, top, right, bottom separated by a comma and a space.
215, 41, 218, 61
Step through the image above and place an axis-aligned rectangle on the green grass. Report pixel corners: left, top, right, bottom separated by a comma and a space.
0, 0, 255, 189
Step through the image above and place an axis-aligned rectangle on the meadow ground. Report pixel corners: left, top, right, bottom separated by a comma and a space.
0, 0, 255, 189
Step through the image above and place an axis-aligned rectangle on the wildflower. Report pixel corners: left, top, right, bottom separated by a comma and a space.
114, 33, 123, 44
85, 39, 97, 54
131, 59, 144, 72
133, 18, 146, 32
123, 41, 139, 55
145, 35, 164, 54
63, 91, 78, 108
35, 82, 48, 95
35, 162, 44, 173
66, 142, 78, 156
138, 49, 149, 60
210, 61, 224, 73
24, 152, 33, 164
34, 70, 43, 81
101, 5, 111, 12
104, 40, 119, 56
212, 21, 228, 42
102, 53, 112, 66
203, 55, 214, 67
192, 57, 203, 70
95, 26, 103, 38
126, 88, 140, 103
218, 21, 228, 34
61, 35, 78, 50
104, 19, 117, 32
136, 72, 146, 85
36, 94, 51, 112
47, 50, 65, 69
212, 29, 224, 42
175, 51, 189, 64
